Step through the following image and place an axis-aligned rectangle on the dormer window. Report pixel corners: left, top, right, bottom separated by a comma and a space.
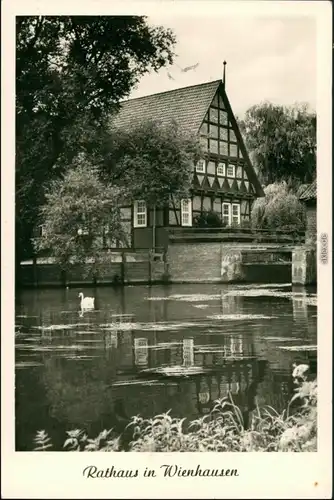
226, 164, 235, 177
217, 162, 225, 177
196, 160, 206, 173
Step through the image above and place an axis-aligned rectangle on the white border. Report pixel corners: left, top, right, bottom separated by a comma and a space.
1, 1, 332, 498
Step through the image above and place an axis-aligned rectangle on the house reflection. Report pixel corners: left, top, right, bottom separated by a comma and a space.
220, 291, 243, 315
134, 337, 149, 367
182, 338, 194, 366
105, 331, 118, 350
292, 287, 308, 325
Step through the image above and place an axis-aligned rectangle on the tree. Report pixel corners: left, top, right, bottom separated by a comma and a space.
251, 181, 306, 232
34, 154, 125, 275
16, 16, 176, 277
238, 103, 316, 188
102, 119, 203, 248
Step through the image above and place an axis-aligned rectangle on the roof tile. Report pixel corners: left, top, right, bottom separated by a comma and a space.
299, 180, 317, 201
112, 80, 221, 134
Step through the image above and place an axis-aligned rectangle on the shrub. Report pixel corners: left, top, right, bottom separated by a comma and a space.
193, 210, 225, 228
251, 181, 306, 232
33, 364, 317, 452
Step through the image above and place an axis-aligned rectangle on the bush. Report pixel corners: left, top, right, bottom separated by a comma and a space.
251, 181, 306, 232
33, 365, 316, 452
193, 210, 225, 228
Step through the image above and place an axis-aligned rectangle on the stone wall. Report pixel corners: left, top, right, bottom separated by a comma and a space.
305, 203, 317, 245
167, 241, 292, 283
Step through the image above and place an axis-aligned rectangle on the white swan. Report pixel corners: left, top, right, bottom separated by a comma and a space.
78, 292, 95, 310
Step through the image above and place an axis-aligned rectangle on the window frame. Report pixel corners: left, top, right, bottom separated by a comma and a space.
181, 198, 192, 227
133, 200, 147, 228
217, 162, 226, 177
231, 203, 241, 225
222, 201, 241, 226
222, 202, 231, 226
226, 164, 236, 178
195, 159, 206, 174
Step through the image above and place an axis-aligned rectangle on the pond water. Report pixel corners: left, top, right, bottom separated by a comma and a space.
15, 283, 317, 451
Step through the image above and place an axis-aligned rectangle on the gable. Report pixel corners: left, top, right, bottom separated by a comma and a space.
111, 79, 264, 198
198, 83, 264, 197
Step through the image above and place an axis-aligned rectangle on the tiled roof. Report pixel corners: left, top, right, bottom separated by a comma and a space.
299, 180, 317, 201
296, 183, 310, 198
111, 79, 264, 198
112, 80, 221, 134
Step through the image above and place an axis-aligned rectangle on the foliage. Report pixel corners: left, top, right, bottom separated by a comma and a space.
33, 430, 53, 451
16, 16, 176, 268
33, 365, 317, 452
238, 102, 316, 188
193, 210, 225, 228
34, 154, 125, 274
251, 182, 306, 232
102, 119, 203, 207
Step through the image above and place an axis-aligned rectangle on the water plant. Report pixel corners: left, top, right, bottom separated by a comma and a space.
33, 365, 317, 452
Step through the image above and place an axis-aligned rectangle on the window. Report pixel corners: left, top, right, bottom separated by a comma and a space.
222, 202, 231, 226
196, 159, 205, 173
181, 198, 192, 227
217, 162, 225, 177
231, 203, 241, 225
134, 200, 147, 228
226, 164, 235, 177
222, 202, 241, 226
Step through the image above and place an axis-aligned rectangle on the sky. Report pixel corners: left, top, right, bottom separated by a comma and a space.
130, 16, 316, 118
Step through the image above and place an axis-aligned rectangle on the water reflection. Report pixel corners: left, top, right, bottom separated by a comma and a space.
15, 283, 317, 450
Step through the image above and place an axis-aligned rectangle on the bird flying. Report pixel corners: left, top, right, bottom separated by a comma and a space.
181, 62, 199, 73
167, 72, 175, 80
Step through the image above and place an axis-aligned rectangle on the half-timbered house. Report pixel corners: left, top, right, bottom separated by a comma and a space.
111, 77, 264, 249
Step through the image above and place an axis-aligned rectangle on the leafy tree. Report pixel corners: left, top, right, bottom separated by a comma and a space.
238, 103, 316, 188
16, 16, 176, 276
34, 154, 125, 275
105, 119, 202, 204
251, 181, 306, 232
101, 119, 203, 247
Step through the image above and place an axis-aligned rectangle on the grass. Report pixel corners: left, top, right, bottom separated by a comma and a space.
33, 365, 317, 452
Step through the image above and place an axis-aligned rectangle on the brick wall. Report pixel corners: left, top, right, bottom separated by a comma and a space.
168, 242, 222, 282
167, 241, 292, 283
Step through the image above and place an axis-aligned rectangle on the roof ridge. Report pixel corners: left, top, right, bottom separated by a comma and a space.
121, 79, 222, 104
